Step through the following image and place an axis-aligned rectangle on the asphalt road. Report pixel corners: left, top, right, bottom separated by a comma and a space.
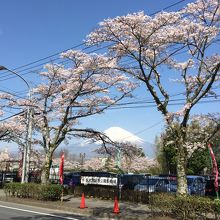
0, 201, 98, 220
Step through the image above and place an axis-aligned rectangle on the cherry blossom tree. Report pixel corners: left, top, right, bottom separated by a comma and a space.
160, 114, 220, 174
83, 157, 106, 171
0, 148, 10, 170
0, 107, 22, 142
0, 112, 43, 173
18, 50, 135, 184
0, 100, 30, 157
0, 126, 10, 141
74, 127, 147, 172
123, 156, 158, 173
0, 92, 29, 142
95, 142, 145, 171
162, 114, 220, 158
82, 156, 157, 173
85, 133, 155, 173
0, 116, 27, 146
87, 0, 220, 194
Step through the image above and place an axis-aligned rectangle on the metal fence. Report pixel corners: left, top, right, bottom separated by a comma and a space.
0, 170, 212, 203
72, 174, 208, 203
124, 175, 207, 196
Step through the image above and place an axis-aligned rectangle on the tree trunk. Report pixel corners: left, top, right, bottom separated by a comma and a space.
176, 147, 187, 195
41, 152, 53, 184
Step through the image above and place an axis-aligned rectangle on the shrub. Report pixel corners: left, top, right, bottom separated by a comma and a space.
4, 182, 62, 201
149, 193, 176, 215
213, 199, 220, 220
150, 193, 215, 219
173, 196, 213, 219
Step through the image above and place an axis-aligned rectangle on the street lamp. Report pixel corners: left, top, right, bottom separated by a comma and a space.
0, 65, 32, 183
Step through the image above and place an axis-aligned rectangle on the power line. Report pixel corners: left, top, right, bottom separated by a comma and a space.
151, 0, 186, 15
0, 111, 24, 122
133, 121, 163, 136
107, 99, 220, 110
45, 93, 220, 109
0, 42, 84, 77
0, 0, 197, 120
0, 85, 28, 98
0, 0, 188, 84
0, 89, 28, 100
1, 95, 219, 123
112, 94, 220, 107
0, 98, 218, 143
1, 98, 218, 143
1, 89, 219, 115
0, 43, 116, 83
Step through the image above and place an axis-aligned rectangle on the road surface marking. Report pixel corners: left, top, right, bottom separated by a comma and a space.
0, 204, 79, 220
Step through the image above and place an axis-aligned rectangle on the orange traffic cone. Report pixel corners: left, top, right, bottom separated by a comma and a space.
79, 193, 87, 209
113, 196, 120, 214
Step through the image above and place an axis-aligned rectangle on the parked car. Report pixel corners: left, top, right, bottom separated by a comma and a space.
134, 176, 161, 192
119, 174, 150, 190
155, 178, 177, 193
4, 172, 20, 183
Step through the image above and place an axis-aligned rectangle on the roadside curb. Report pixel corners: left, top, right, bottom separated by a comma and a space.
0, 196, 93, 216
0, 194, 169, 220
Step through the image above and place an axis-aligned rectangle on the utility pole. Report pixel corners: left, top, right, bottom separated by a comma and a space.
80, 153, 86, 166
0, 65, 32, 183
22, 92, 33, 182
116, 148, 121, 170
26, 105, 33, 182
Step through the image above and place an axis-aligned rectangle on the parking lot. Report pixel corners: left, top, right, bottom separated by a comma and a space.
61, 172, 220, 202
1, 170, 220, 202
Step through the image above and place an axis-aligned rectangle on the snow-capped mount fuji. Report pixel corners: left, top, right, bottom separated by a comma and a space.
69, 127, 156, 158
104, 127, 144, 145
103, 127, 156, 158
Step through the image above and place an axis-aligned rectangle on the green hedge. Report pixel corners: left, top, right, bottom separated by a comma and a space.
150, 193, 220, 219
4, 182, 62, 201
73, 185, 149, 203
74, 185, 118, 200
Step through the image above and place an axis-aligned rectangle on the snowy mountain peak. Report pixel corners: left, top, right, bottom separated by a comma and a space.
104, 127, 144, 145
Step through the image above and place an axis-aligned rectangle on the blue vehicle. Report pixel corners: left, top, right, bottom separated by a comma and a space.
187, 175, 206, 196
134, 176, 162, 193
119, 174, 150, 190
155, 175, 206, 196
63, 172, 81, 188
155, 178, 177, 193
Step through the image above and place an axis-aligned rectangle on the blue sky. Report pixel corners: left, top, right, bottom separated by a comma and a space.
0, 0, 219, 153
0, 0, 193, 70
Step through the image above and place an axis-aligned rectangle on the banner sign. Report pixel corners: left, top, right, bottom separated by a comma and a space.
81, 176, 118, 186
59, 152, 65, 185
208, 143, 219, 194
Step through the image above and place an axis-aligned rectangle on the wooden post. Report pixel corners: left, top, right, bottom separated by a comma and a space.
61, 186, 64, 204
